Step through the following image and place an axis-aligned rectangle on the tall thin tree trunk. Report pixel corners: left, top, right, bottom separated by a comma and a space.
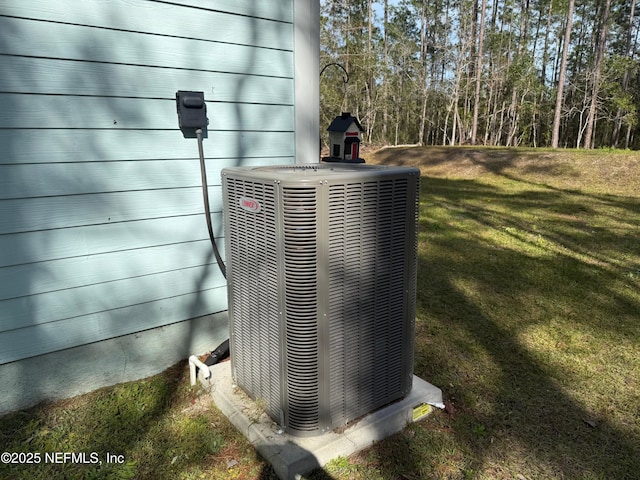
541, 0, 553, 86
418, 3, 428, 145
443, 107, 451, 145
365, 0, 373, 142
471, 0, 487, 144
532, 96, 538, 147
551, 0, 574, 148
382, 0, 389, 144
584, 0, 611, 149
342, 0, 351, 111
483, 79, 494, 144
450, 90, 460, 145
613, 0, 635, 147
506, 90, 518, 146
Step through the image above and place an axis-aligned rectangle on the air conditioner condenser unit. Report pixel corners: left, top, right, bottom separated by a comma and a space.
222, 164, 420, 437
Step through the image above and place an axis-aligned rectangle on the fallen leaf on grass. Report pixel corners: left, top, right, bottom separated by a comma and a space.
444, 400, 456, 416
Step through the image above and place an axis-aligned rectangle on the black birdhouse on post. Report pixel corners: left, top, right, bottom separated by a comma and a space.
324, 112, 365, 163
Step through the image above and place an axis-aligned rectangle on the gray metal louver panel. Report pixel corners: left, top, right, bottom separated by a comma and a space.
282, 187, 320, 433
326, 178, 415, 426
224, 178, 282, 422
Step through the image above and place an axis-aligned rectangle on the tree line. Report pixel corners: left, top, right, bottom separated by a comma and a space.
320, 0, 639, 149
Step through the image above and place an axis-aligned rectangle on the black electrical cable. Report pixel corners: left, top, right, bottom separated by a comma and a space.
195, 129, 230, 368
196, 128, 226, 279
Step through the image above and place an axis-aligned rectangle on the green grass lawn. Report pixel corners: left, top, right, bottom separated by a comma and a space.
1, 146, 639, 479
359, 146, 640, 480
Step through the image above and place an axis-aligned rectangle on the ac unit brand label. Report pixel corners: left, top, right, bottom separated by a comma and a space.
238, 197, 261, 213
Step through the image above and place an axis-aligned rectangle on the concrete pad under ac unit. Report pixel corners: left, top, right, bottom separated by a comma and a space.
200, 361, 443, 480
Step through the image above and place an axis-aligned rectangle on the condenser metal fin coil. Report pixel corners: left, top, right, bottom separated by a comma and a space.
222, 164, 419, 437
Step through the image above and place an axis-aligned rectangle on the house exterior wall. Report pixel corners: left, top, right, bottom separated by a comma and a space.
0, 0, 316, 414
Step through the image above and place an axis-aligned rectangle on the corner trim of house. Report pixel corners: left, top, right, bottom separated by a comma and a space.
294, 0, 320, 164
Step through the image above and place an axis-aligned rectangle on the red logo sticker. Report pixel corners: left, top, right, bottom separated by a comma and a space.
239, 197, 261, 213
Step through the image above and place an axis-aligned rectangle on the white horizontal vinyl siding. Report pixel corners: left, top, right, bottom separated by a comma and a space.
0, 0, 295, 364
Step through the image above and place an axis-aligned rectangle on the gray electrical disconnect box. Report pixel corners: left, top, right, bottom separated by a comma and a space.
175, 90, 207, 138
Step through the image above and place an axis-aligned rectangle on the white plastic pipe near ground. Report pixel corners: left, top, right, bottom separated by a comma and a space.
188, 355, 211, 386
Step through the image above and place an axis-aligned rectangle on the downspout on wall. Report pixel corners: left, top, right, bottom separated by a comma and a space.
294, 0, 320, 164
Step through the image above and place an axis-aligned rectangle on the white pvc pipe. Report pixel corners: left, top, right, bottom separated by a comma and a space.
188, 355, 211, 386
